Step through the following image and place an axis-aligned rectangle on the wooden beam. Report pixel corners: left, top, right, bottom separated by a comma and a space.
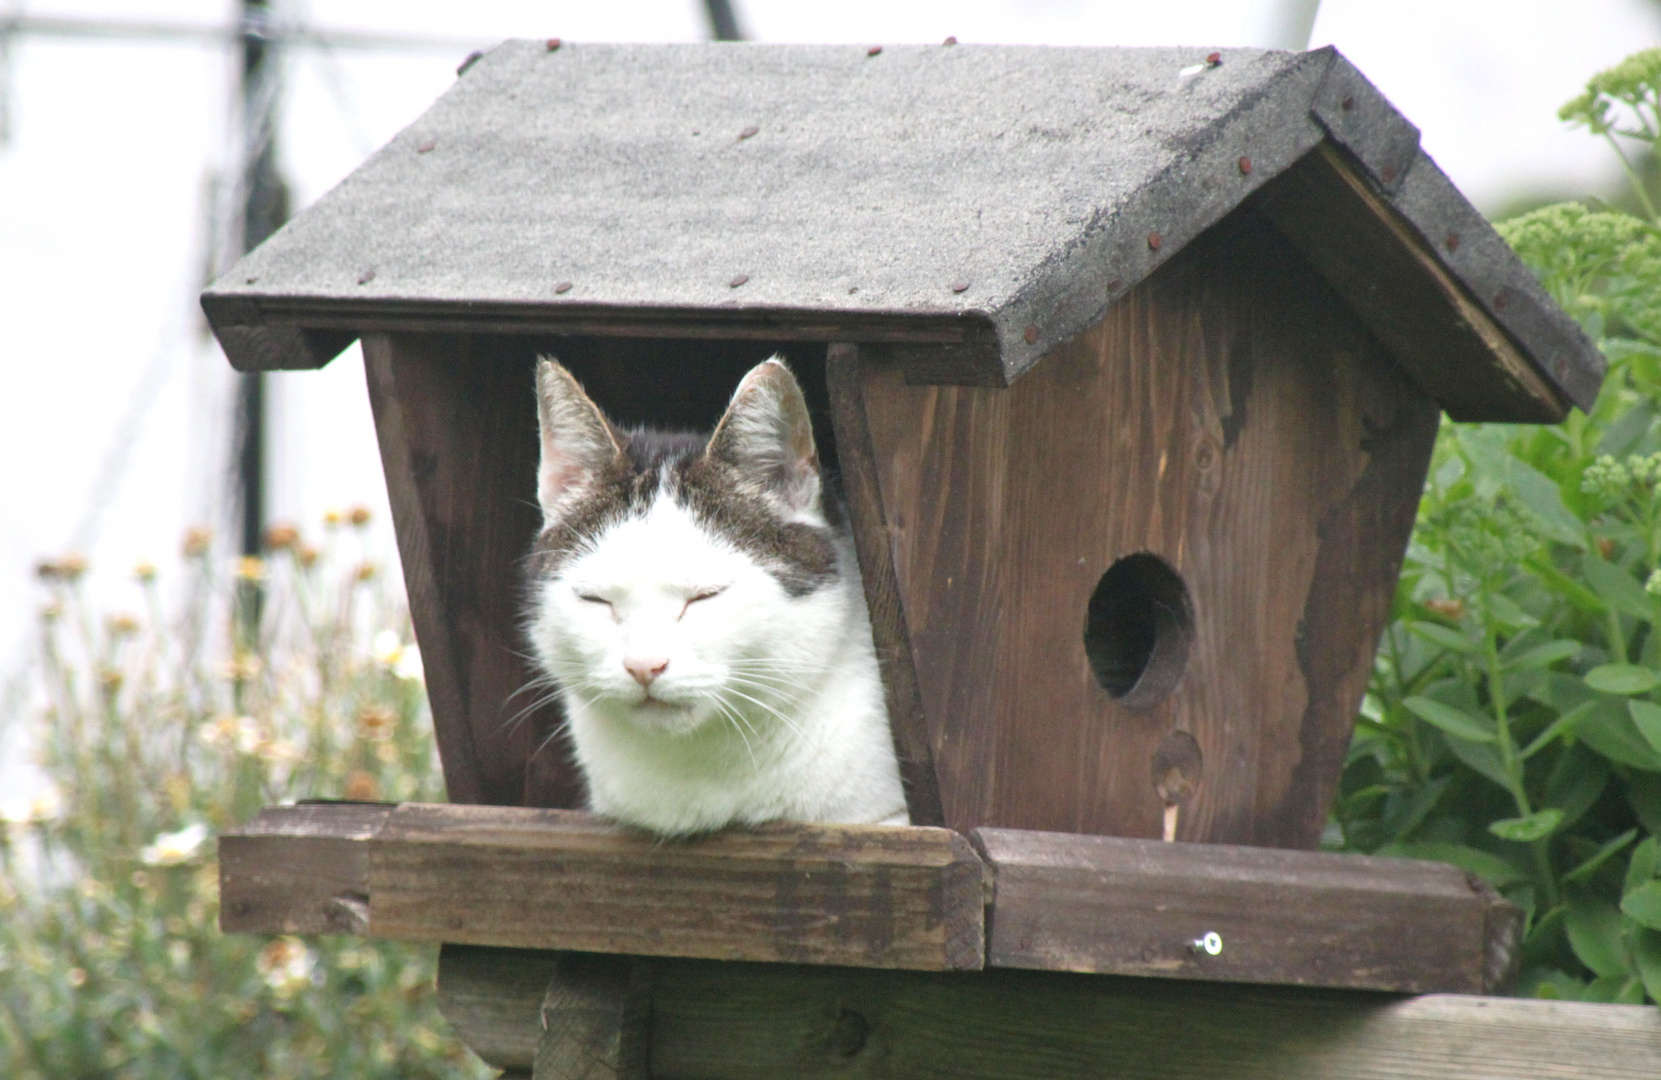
974, 828, 1519, 995
1256, 143, 1566, 423
218, 802, 985, 971
435, 947, 1661, 1080
824, 343, 946, 827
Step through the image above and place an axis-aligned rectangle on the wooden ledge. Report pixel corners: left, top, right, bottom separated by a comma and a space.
219, 803, 1519, 992
219, 802, 985, 971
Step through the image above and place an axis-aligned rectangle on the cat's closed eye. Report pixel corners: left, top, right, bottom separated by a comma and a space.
679, 587, 727, 618
576, 593, 612, 607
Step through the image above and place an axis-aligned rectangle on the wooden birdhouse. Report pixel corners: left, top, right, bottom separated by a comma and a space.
211, 43, 1613, 1072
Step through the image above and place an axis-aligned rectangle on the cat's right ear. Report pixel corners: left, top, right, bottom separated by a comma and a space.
536, 358, 623, 524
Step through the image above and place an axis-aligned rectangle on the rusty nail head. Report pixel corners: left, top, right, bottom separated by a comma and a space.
417, 138, 436, 154
456, 50, 483, 77
1341, 95, 1356, 111
554, 281, 573, 294
867, 45, 883, 56
1446, 232, 1460, 252
1108, 277, 1123, 291
1381, 165, 1398, 183
545, 37, 562, 51
357, 269, 376, 285
1494, 290, 1509, 311
950, 280, 970, 294
1023, 324, 1038, 344
730, 274, 750, 288
245, 276, 257, 285
1147, 231, 1162, 252
1205, 52, 1221, 65
738, 125, 760, 140
943, 35, 957, 45
1238, 156, 1252, 175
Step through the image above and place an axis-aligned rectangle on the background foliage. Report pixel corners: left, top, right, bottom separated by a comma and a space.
0, 514, 491, 1078
1329, 47, 1661, 1005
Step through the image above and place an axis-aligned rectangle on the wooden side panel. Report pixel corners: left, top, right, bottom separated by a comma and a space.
973, 828, 1510, 994
860, 212, 1439, 845
363, 333, 571, 808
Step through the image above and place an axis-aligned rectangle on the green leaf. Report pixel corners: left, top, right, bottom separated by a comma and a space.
1563, 829, 1639, 884
1523, 699, 1598, 758
1485, 592, 1541, 631
1544, 745, 1611, 833
1404, 696, 1498, 744
1565, 896, 1631, 978
1584, 663, 1661, 695
1622, 881, 1661, 930
1378, 841, 1529, 888
1628, 837, 1661, 893
1526, 554, 1607, 614
1490, 808, 1565, 842
1634, 928, 1661, 1003
1584, 974, 1648, 1004
1631, 700, 1661, 755
1443, 734, 1516, 792
1504, 457, 1588, 549
1578, 698, 1661, 771
1502, 639, 1582, 671
1581, 554, 1656, 622
1408, 621, 1480, 654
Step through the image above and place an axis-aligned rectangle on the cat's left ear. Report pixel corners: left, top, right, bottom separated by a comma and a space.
706, 357, 823, 524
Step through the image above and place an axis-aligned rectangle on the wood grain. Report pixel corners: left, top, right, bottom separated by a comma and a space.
826, 342, 945, 827
1256, 143, 1565, 423
362, 333, 572, 808
218, 801, 391, 935
860, 210, 1440, 847
218, 802, 984, 971
436, 944, 564, 1072
433, 948, 1661, 1080
973, 827, 1516, 994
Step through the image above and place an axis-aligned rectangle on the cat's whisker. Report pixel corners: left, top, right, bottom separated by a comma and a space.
707, 694, 761, 772
721, 685, 809, 740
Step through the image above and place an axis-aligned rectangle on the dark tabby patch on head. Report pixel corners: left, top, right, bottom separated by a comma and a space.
529, 429, 841, 598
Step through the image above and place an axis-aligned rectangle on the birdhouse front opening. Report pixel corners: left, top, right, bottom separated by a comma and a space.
1084, 552, 1195, 708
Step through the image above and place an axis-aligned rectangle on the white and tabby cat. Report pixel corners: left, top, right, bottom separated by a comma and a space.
524, 356, 909, 836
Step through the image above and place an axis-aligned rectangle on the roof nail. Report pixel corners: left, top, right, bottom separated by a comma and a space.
1381, 164, 1398, 183
1493, 290, 1509, 311
357, 269, 376, 285
943, 35, 958, 46
1237, 156, 1252, 175
1023, 324, 1038, 344
554, 281, 573, 294
1206, 52, 1221, 66
738, 125, 760, 140
867, 45, 883, 56
730, 274, 749, 288
417, 138, 436, 154
545, 37, 562, 51
1341, 95, 1356, 111
1108, 277, 1123, 292
456, 50, 483, 77
1445, 232, 1460, 252
950, 280, 970, 293
245, 276, 257, 285
1147, 231, 1162, 252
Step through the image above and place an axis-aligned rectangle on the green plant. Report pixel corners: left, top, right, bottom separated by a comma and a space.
1331, 50, 1661, 1004
0, 512, 492, 1079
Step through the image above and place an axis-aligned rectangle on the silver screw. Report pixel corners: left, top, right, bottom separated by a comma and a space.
1191, 931, 1222, 956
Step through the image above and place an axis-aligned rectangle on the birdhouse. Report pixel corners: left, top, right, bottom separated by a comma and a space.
211, 43, 1602, 1039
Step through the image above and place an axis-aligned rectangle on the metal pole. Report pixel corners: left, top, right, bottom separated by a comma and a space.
234, 0, 288, 567
703, 0, 744, 42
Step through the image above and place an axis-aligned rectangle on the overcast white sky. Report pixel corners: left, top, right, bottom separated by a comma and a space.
1, 0, 1658, 719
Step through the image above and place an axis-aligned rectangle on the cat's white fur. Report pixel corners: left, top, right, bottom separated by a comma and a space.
527, 358, 909, 835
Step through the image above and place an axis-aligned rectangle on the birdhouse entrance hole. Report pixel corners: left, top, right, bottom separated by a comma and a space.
1084, 554, 1193, 708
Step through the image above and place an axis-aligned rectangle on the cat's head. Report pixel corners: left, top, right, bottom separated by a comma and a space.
525, 355, 850, 738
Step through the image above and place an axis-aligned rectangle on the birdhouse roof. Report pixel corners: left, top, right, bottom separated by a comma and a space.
203, 41, 1601, 421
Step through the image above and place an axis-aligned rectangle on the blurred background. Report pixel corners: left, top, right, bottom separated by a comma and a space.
1, 0, 1659, 769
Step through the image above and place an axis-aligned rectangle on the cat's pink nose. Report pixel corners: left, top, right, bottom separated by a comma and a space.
624, 656, 669, 687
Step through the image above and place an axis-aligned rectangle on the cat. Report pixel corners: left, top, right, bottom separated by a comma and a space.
523, 355, 910, 836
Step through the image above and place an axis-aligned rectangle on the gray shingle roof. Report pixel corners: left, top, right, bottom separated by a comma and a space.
203, 41, 1601, 419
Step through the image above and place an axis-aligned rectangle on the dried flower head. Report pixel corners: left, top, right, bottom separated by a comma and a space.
181, 526, 213, 558
355, 561, 377, 582
106, 613, 141, 637
344, 770, 381, 801
358, 705, 396, 740
295, 543, 320, 568
264, 522, 300, 551
236, 556, 266, 582
36, 553, 88, 582
323, 507, 343, 527
347, 504, 373, 527
132, 559, 158, 583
